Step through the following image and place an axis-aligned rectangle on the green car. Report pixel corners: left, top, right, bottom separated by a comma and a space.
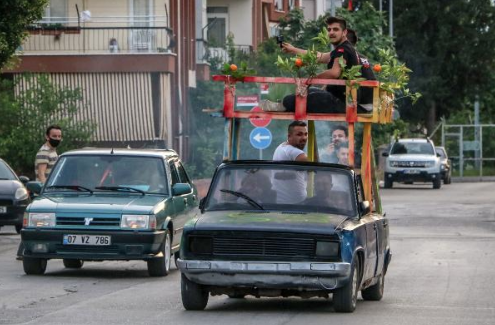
22, 148, 198, 276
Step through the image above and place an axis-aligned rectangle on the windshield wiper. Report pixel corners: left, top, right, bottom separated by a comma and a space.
95, 186, 146, 195
220, 189, 264, 210
46, 185, 93, 194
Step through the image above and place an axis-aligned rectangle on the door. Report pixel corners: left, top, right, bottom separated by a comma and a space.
357, 176, 378, 280
130, 0, 154, 51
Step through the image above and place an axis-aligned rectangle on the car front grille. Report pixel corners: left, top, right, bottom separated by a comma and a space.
397, 161, 427, 168
203, 231, 339, 261
56, 216, 120, 227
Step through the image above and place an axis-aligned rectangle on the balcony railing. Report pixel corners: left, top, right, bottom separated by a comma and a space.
21, 26, 174, 54
196, 39, 252, 64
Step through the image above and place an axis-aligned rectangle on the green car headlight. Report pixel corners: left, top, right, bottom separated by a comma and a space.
315, 241, 339, 257
28, 213, 56, 227
121, 215, 156, 229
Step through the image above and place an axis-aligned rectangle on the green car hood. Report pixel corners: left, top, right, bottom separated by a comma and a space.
193, 211, 348, 235
28, 194, 166, 215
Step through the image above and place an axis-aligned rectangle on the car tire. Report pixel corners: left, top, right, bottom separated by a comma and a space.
384, 178, 393, 189
361, 271, 384, 301
444, 174, 452, 185
181, 273, 209, 310
63, 259, 84, 269
333, 258, 359, 313
15, 224, 22, 234
147, 230, 171, 277
433, 177, 442, 189
23, 257, 47, 275
174, 251, 180, 268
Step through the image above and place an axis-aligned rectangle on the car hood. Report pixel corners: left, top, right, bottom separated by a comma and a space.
28, 194, 166, 214
193, 211, 348, 235
389, 154, 437, 161
0, 180, 22, 195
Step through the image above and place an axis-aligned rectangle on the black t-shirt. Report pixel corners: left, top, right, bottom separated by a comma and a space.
326, 40, 376, 105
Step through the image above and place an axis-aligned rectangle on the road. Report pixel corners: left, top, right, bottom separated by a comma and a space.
1, 182, 494, 325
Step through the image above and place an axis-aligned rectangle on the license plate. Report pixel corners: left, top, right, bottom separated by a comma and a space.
404, 169, 420, 174
0, 207, 6, 213
63, 234, 111, 246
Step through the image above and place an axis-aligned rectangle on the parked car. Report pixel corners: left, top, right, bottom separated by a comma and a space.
177, 161, 391, 313
435, 146, 452, 184
22, 148, 198, 276
0, 158, 30, 234
382, 138, 443, 189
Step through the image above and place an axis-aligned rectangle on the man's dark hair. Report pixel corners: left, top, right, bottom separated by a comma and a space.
336, 140, 349, 151
325, 16, 347, 30
332, 125, 348, 137
288, 121, 307, 134
347, 28, 358, 46
46, 125, 62, 136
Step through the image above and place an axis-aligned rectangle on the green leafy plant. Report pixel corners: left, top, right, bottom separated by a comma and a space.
275, 46, 319, 81
338, 57, 365, 102
375, 49, 421, 103
221, 61, 256, 81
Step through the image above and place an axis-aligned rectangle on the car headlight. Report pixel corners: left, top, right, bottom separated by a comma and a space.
189, 236, 213, 254
315, 241, 339, 257
121, 215, 156, 229
28, 213, 56, 227
424, 161, 436, 168
15, 187, 29, 201
440, 164, 446, 170
389, 160, 399, 167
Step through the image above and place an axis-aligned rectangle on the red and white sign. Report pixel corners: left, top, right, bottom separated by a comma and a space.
260, 83, 269, 94
249, 106, 271, 128
236, 95, 259, 107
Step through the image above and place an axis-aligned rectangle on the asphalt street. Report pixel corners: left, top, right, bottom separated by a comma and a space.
1, 182, 494, 325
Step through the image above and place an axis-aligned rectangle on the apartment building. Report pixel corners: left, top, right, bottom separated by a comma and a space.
3, 0, 197, 160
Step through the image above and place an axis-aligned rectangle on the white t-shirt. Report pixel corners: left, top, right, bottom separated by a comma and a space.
272, 142, 307, 204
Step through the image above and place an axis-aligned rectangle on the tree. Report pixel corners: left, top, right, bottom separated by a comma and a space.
0, 0, 48, 69
393, 0, 495, 133
0, 74, 96, 177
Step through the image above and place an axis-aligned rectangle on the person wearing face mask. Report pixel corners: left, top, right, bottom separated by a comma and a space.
35, 125, 62, 183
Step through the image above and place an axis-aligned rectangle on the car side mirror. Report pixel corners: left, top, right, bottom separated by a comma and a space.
436, 153, 441, 157
19, 176, 30, 184
382, 152, 389, 157
172, 183, 192, 196
26, 181, 43, 195
360, 201, 371, 215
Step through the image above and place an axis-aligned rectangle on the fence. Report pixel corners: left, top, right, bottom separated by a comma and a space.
441, 124, 495, 179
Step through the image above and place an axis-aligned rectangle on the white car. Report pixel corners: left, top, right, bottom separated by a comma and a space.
382, 138, 442, 189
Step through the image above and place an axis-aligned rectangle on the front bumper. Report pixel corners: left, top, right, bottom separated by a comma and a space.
178, 259, 351, 290
385, 171, 441, 183
21, 228, 165, 260
0, 205, 27, 226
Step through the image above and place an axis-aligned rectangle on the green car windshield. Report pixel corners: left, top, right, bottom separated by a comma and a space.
205, 165, 356, 217
45, 155, 169, 195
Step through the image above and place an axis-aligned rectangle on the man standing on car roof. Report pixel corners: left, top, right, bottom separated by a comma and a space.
272, 121, 308, 204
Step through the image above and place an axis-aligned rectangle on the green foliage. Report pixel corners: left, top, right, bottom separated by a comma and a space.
0, 75, 96, 176
220, 61, 256, 81
0, 0, 48, 69
275, 46, 319, 79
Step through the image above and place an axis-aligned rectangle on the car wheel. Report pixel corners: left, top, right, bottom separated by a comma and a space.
174, 251, 180, 268
444, 173, 452, 184
23, 257, 47, 275
147, 230, 171, 277
433, 177, 442, 189
63, 259, 84, 269
181, 273, 208, 310
333, 258, 359, 313
384, 178, 393, 189
361, 271, 384, 301
15, 224, 22, 234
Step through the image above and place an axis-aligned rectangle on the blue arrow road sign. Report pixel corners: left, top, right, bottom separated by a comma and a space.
250, 127, 272, 150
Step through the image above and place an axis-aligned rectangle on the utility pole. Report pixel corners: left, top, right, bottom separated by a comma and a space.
330, 0, 335, 16
389, 0, 393, 38
474, 96, 481, 170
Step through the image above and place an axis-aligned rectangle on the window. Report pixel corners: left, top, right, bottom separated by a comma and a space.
44, 0, 68, 23
169, 162, 180, 185
288, 0, 296, 10
175, 161, 191, 184
207, 7, 228, 47
274, 0, 284, 11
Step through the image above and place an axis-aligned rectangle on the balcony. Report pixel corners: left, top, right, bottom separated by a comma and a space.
21, 26, 174, 54
196, 39, 252, 64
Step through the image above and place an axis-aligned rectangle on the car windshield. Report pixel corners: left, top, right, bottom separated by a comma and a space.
391, 142, 435, 155
0, 161, 16, 180
45, 155, 169, 195
205, 164, 356, 217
